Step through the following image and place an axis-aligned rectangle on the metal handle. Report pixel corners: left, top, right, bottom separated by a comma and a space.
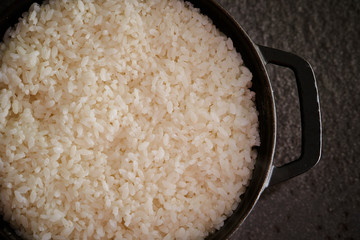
257, 45, 322, 186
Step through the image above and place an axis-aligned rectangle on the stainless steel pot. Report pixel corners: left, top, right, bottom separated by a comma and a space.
0, 0, 322, 239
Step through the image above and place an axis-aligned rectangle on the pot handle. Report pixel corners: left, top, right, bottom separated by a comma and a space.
257, 45, 322, 186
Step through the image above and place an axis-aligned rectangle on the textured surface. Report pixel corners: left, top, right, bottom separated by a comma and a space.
215, 0, 360, 239
0, 0, 359, 239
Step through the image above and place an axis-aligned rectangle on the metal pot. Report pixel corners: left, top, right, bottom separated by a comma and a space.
0, 0, 322, 239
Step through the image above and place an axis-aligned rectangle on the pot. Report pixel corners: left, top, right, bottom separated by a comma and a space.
0, 0, 322, 239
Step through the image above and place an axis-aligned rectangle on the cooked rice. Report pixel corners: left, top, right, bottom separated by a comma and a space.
0, 0, 259, 239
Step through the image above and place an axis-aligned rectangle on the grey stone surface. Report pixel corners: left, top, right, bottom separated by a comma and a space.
215, 0, 360, 239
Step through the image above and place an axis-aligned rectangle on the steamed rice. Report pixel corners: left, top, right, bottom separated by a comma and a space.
0, 0, 259, 239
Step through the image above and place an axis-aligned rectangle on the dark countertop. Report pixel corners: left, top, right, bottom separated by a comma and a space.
0, 0, 359, 240
215, 0, 360, 239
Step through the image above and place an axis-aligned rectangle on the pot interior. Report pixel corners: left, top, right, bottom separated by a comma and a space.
0, 0, 276, 239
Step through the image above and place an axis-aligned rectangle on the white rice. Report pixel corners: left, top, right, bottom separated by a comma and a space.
0, 0, 260, 239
